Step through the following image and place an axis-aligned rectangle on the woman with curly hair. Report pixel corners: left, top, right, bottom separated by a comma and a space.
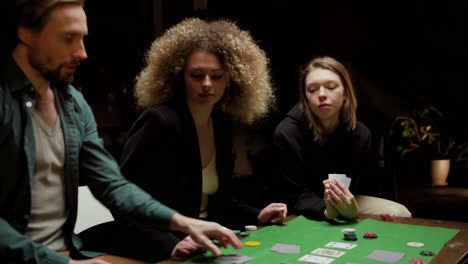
79, 18, 286, 261
273, 56, 411, 220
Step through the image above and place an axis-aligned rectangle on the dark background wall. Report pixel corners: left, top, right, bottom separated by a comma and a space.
1, 0, 467, 221
1, 0, 467, 177
77, 1, 468, 136
1, 1, 466, 133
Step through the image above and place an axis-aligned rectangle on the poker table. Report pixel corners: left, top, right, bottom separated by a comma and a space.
156, 214, 468, 264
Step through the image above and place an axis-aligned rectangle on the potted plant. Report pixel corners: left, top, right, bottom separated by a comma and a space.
454, 142, 468, 168
389, 107, 455, 186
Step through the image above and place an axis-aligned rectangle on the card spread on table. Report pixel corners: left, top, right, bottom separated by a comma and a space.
214, 253, 253, 264
324, 241, 358, 249
365, 250, 405, 263
311, 248, 346, 258
328, 173, 351, 189
270, 243, 301, 254
299, 254, 335, 264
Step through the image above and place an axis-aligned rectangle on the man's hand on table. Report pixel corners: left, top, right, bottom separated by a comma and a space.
171, 235, 206, 258
170, 213, 243, 256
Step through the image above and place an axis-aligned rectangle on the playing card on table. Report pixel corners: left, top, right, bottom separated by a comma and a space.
299, 254, 335, 264
324, 241, 358, 249
328, 173, 351, 189
311, 248, 346, 258
366, 250, 405, 263
214, 253, 253, 264
270, 243, 301, 254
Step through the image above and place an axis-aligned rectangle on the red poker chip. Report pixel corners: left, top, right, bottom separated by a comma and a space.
363, 232, 378, 238
409, 258, 427, 264
380, 214, 394, 222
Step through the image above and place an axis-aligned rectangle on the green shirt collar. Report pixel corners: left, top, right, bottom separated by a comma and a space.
0, 55, 73, 97
0, 55, 32, 93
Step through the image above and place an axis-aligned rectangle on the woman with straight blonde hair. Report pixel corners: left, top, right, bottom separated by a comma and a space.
273, 56, 411, 220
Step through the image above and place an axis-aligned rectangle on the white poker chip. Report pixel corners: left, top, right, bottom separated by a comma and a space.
341, 228, 356, 234
245, 225, 257, 234
407, 242, 425, 248
245, 225, 257, 231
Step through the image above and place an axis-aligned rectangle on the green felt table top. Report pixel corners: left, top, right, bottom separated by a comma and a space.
184, 216, 459, 264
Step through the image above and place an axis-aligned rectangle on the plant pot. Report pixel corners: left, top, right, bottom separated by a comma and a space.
430, 159, 450, 186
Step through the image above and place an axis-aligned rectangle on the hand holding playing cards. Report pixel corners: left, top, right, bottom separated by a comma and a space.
323, 179, 359, 219
322, 182, 339, 219
323, 196, 339, 219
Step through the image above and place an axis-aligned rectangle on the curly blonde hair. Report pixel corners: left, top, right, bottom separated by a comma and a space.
135, 18, 275, 124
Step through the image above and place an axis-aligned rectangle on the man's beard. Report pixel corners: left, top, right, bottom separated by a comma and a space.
42, 64, 75, 86
28, 53, 77, 86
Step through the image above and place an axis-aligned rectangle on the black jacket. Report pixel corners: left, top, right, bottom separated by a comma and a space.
273, 103, 371, 219
117, 100, 260, 252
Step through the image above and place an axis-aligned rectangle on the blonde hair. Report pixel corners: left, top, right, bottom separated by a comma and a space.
299, 56, 357, 145
135, 18, 275, 124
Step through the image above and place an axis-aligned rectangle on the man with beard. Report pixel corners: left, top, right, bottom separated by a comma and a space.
0, 1, 242, 263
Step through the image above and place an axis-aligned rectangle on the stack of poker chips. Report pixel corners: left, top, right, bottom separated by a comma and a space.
363, 232, 378, 239
379, 213, 394, 222
409, 258, 427, 264
341, 228, 357, 241
211, 238, 221, 247
420, 250, 436, 256
245, 225, 257, 235
232, 230, 242, 238
233, 229, 249, 238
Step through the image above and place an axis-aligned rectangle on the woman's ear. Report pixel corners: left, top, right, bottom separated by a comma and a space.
343, 88, 348, 102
